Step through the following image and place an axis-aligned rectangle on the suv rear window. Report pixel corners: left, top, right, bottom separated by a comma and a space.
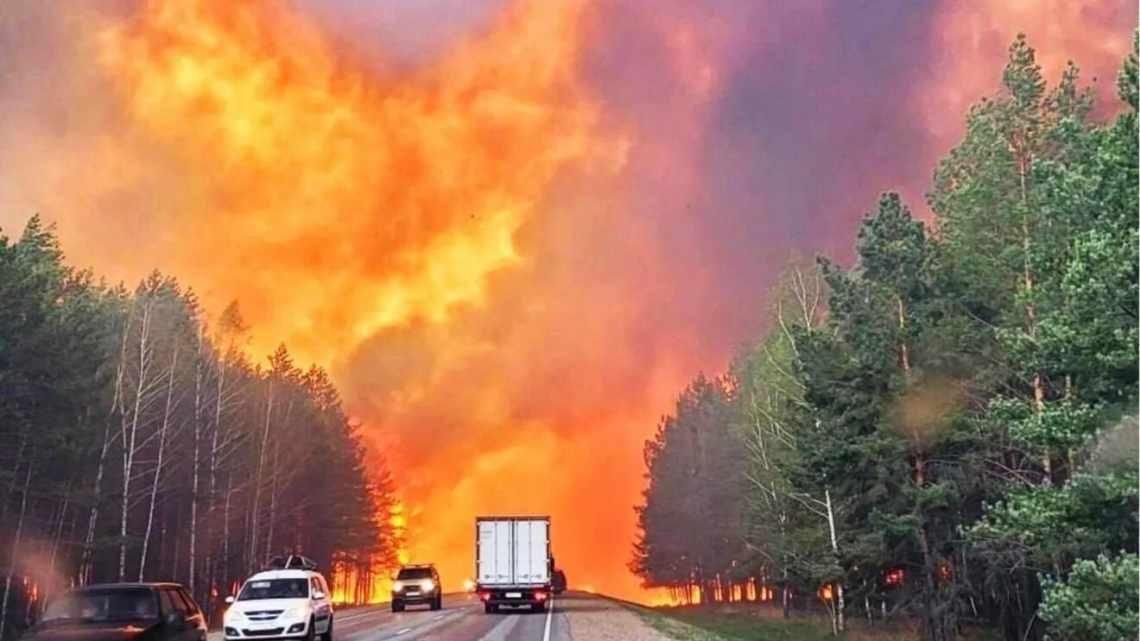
43, 588, 158, 624
238, 579, 309, 600
396, 568, 433, 580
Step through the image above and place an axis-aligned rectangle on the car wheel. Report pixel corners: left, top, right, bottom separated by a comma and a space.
320, 615, 333, 641
305, 616, 317, 641
391, 601, 404, 613
430, 596, 441, 611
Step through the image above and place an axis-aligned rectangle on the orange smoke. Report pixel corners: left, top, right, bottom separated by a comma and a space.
94, 0, 618, 363
75, 0, 652, 601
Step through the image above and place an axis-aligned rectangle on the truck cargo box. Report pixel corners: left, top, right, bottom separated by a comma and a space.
475, 516, 552, 612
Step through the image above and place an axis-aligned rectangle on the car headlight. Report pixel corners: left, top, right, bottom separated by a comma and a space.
421, 580, 435, 592
393, 581, 405, 592
284, 606, 307, 620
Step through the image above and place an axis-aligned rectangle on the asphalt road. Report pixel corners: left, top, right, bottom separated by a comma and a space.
211, 592, 574, 641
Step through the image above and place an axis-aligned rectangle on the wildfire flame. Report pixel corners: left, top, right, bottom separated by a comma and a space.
95, 0, 618, 363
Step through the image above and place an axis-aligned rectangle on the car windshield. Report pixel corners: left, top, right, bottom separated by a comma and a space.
238, 579, 309, 600
41, 589, 158, 625
397, 568, 433, 580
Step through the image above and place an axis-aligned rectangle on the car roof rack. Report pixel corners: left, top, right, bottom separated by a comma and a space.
266, 554, 318, 571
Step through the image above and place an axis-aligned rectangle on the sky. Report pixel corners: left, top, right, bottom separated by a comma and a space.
0, 0, 1135, 602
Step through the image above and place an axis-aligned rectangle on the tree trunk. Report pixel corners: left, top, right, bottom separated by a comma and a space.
48, 482, 73, 584
0, 461, 33, 640
781, 569, 790, 618
1018, 155, 1050, 484
81, 424, 112, 585
917, 522, 950, 641
0, 433, 27, 526
249, 382, 274, 571
203, 353, 226, 619
189, 328, 204, 596
897, 295, 911, 375
82, 312, 132, 584
222, 474, 233, 597
139, 342, 178, 581
825, 487, 845, 633
265, 442, 280, 559
121, 302, 154, 581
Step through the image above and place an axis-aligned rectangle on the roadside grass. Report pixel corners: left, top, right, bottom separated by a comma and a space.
633, 605, 842, 641
627, 603, 997, 641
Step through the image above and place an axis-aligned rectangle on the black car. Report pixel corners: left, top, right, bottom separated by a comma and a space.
20, 583, 207, 641
552, 570, 567, 595
391, 564, 441, 612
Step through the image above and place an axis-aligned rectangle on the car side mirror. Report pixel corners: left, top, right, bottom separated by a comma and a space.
224, 596, 235, 605
165, 611, 186, 627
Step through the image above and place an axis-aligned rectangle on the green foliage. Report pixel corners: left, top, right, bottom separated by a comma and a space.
634, 33, 1137, 641
0, 216, 401, 638
971, 472, 1139, 573
632, 374, 745, 598
1039, 554, 1139, 641
1118, 32, 1138, 110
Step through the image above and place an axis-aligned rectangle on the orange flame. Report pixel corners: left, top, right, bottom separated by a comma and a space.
94, 0, 621, 363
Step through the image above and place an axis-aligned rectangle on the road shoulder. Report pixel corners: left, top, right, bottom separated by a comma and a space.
555, 592, 682, 641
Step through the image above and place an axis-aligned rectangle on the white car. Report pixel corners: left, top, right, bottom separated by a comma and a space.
223, 568, 334, 640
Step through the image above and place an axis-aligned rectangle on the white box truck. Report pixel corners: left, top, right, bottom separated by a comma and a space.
475, 516, 552, 613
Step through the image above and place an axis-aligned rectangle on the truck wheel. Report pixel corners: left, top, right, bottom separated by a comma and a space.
534, 602, 547, 613
484, 603, 495, 614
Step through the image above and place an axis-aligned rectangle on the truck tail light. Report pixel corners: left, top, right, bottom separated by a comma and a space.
534, 590, 548, 601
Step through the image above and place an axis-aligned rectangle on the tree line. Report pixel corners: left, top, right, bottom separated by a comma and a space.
0, 220, 400, 639
631, 35, 1138, 641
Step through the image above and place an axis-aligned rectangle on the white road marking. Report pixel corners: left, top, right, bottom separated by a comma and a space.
543, 599, 553, 641
396, 627, 411, 635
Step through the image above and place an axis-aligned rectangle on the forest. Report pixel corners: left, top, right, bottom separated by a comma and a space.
631, 35, 1139, 641
0, 221, 400, 638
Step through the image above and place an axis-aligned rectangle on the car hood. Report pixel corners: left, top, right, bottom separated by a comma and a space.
20, 622, 155, 641
228, 597, 309, 616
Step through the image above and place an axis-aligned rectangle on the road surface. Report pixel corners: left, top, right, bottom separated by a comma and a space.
210, 591, 670, 641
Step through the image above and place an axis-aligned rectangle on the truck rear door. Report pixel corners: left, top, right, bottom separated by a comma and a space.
513, 519, 549, 585
478, 520, 513, 585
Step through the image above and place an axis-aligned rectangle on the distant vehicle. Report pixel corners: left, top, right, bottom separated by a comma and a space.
19, 582, 207, 641
475, 516, 551, 613
552, 569, 567, 595
223, 556, 333, 641
391, 564, 442, 612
